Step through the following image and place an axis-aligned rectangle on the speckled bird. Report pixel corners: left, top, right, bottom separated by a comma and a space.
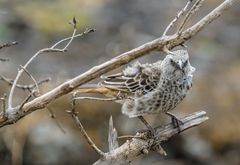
77, 50, 195, 127
100, 50, 195, 119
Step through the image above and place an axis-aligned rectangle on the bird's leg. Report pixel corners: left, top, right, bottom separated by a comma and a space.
137, 116, 166, 154
165, 112, 184, 132
137, 116, 155, 138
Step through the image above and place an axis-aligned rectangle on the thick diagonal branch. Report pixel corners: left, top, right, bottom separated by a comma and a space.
0, 0, 236, 127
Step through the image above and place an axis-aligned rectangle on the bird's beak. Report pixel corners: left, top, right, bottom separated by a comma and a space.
176, 60, 183, 70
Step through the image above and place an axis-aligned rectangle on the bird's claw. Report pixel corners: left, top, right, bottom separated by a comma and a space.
165, 112, 184, 133
171, 116, 184, 129
136, 127, 158, 140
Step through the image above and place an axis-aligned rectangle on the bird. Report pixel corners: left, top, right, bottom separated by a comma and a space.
74, 49, 195, 131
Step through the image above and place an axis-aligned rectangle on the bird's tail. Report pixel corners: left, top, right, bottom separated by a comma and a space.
122, 99, 143, 118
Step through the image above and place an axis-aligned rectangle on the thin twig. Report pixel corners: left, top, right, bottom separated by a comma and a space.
0, 41, 18, 50
18, 92, 34, 110
47, 106, 56, 118
67, 99, 105, 157
50, 28, 95, 49
62, 28, 76, 51
47, 106, 66, 134
8, 48, 61, 109
0, 41, 17, 61
0, 74, 51, 91
7, 24, 95, 109
72, 114, 105, 156
0, 58, 9, 62
19, 65, 40, 95
162, 0, 193, 37
62, 17, 77, 50
178, 0, 205, 34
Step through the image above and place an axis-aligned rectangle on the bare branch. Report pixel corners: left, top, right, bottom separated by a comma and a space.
162, 0, 193, 37
0, 41, 18, 62
18, 92, 34, 111
19, 65, 40, 95
0, 74, 51, 91
62, 17, 77, 50
0, 58, 9, 62
7, 26, 94, 110
94, 111, 209, 165
50, 28, 95, 49
0, 0, 236, 127
0, 41, 18, 50
178, 0, 205, 34
67, 99, 105, 157
47, 106, 66, 134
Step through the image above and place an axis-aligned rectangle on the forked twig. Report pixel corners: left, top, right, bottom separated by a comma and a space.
51, 28, 95, 49
178, 0, 205, 34
62, 17, 77, 50
162, 0, 193, 37
19, 65, 40, 95
18, 92, 35, 110
7, 18, 95, 110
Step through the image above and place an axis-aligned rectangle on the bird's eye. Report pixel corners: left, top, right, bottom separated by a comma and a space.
170, 59, 178, 68
182, 60, 188, 68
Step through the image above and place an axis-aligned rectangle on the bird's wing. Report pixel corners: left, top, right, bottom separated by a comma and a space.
100, 61, 162, 95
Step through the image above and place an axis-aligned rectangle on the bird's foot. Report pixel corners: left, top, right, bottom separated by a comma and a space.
136, 128, 167, 156
137, 116, 158, 139
136, 116, 167, 156
136, 127, 158, 140
165, 112, 184, 133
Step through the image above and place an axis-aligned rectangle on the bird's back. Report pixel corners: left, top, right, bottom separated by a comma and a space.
100, 61, 162, 97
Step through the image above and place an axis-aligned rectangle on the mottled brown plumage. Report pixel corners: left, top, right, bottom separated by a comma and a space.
100, 49, 195, 118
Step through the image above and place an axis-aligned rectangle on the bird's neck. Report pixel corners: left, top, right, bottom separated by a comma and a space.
165, 74, 188, 84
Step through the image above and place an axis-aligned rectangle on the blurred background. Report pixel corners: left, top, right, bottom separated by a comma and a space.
0, 0, 239, 164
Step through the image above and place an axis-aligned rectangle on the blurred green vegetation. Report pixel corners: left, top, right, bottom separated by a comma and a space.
11, 0, 95, 36
16, 4, 88, 34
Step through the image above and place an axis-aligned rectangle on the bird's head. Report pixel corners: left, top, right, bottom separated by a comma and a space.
161, 50, 195, 80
